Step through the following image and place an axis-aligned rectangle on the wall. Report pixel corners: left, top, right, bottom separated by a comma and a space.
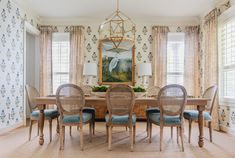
0, 0, 39, 131
57, 23, 192, 86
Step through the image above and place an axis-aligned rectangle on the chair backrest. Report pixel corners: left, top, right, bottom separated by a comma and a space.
56, 84, 85, 118
146, 86, 161, 97
158, 84, 187, 117
106, 84, 135, 121
203, 85, 218, 114
25, 84, 40, 113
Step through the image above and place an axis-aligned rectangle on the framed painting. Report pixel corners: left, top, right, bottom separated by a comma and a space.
99, 40, 135, 85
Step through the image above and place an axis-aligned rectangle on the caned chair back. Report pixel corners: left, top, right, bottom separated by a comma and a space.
158, 84, 187, 116
56, 84, 85, 118
146, 86, 161, 97
106, 84, 135, 117
203, 85, 218, 114
25, 84, 40, 113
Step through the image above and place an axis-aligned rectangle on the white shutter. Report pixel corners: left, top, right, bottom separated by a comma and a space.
167, 33, 185, 85
220, 18, 235, 99
52, 33, 70, 93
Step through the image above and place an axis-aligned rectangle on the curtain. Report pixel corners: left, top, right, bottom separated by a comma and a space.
39, 26, 57, 96
69, 26, 85, 85
184, 26, 200, 97
203, 9, 219, 130
152, 26, 169, 87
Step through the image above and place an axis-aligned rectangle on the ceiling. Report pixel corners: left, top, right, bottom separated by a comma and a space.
24, 0, 216, 21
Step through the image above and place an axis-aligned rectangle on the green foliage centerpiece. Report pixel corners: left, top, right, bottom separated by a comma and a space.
92, 85, 146, 98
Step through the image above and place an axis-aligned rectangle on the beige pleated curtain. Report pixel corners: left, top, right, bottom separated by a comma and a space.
203, 9, 219, 130
69, 26, 85, 85
39, 26, 57, 96
184, 26, 200, 97
152, 26, 169, 87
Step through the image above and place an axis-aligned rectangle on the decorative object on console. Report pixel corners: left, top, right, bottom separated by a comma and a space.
137, 63, 152, 87
98, 0, 136, 52
83, 63, 97, 86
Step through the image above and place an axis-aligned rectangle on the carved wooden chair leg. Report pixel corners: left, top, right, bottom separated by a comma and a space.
149, 122, 152, 143
29, 120, 33, 141
130, 126, 134, 152
56, 117, 59, 134
108, 126, 112, 151
160, 126, 163, 151
188, 119, 192, 143
171, 126, 173, 139
80, 124, 84, 151
60, 125, 64, 150
133, 125, 136, 144
209, 121, 212, 142
37, 121, 39, 136
89, 122, 92, 142
180, 126, 184, 152
69, 126, 72, 136
93, 120, 95, 135
49, 119, 52, 142
106, 124, 109, 142
177, 126, 179, 144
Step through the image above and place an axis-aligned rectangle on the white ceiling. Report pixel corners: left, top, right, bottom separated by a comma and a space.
25, 0, 216, 21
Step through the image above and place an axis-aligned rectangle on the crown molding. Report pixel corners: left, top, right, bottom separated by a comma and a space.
40, 16, 200, 26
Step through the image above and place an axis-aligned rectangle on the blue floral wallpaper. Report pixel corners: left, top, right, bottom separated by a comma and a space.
0, 0, 38, 130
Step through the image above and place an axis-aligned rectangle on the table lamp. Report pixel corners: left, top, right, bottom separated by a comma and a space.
83, 63, 97, 85
137, 63, 152, 87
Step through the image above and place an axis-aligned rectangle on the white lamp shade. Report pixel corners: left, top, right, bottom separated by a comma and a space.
137, 63, 152, 76
83, 63, 97, 76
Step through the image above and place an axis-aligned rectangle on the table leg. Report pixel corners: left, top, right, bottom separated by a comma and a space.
39, 105, 45, 145
197, 105, 205, 147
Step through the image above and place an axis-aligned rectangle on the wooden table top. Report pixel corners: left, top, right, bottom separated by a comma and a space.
35, 96, 210, 106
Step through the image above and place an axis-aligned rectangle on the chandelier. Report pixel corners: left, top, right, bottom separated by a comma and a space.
98, 0, 136, 52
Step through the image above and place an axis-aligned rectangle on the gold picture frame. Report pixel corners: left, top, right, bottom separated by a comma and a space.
99, 39, 135, 86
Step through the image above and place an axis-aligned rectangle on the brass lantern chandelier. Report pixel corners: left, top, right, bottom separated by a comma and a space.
99, 0, 136, 52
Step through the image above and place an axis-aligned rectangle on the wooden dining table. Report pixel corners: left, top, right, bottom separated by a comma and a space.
35, 96, 209, 148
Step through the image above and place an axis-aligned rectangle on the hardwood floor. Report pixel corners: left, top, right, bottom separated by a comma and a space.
0, 121, 235, 158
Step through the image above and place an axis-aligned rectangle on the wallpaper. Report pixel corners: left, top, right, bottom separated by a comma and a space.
0, 0, 38, 130
82, 24, 183, 86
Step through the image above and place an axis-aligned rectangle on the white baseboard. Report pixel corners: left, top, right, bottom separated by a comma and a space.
0, 122, 24, 135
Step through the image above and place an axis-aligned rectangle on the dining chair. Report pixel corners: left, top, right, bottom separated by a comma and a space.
148, 84, 187, 151
105, 84, 136, 151
145, 86, 161, 136
25, 84, 59, 142
184, 85, 217, 143
56, 83, 93, 150
69, 85, 96, 135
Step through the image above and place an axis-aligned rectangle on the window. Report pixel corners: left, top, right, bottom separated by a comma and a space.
52, 33, 70, 93
219, 18, 235, 100
167, 33, 185, 85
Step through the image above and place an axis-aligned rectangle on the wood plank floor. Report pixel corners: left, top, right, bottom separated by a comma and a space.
0, 121, 235, 158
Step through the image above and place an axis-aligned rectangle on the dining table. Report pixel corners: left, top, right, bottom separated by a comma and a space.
34, 96, 209, 148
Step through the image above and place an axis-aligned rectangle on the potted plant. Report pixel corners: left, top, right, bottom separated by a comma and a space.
132, 86, 146, 98
92, 85, 109, 97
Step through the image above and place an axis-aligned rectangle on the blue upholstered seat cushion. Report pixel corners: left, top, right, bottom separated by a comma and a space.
146, 108, 160, 114
183, 110, 212, 121
31, 109, 59, 118
149, 113, 181, 125
83, 107, 96, 114
105, 114, 136, 125
62, 113, 92, 124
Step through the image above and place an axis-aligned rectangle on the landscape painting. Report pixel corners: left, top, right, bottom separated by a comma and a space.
99, 40, 135, 85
